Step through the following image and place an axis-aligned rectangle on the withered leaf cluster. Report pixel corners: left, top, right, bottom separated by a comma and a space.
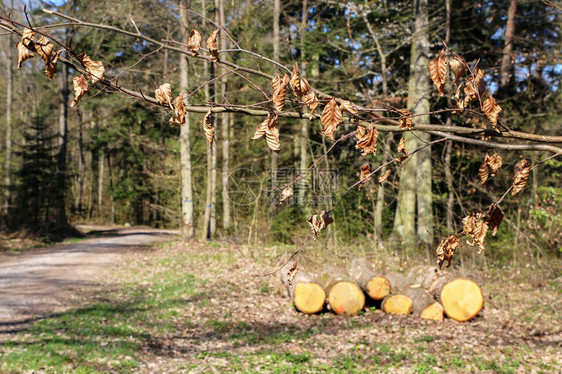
77, 52, 105, 84
321, 98, 342, 140
289, 64, 302, 98
188, 29, 202, 56
512, 158, 531, 196
356, 125, 378, 157
436, 234, 461, 269
397, 135, 408, 158
340, 100, 359, 118
397, 108, 413, 129
17, 28, 62, 80
272, 73, 290, 112
252, 113, 280, 152
155, 83, 173, 108
462, 212, 489, 253
487, 205, 504, 237
429, 49, 502, 129
170, 93, 187, 125
478, 152, 503, 185
71, 75, 90, 108
378, 169, 391, 184
307, 210, 334, 240
301, 78, 319, 114
203, 109, 215, 145
358, 165, 372, 190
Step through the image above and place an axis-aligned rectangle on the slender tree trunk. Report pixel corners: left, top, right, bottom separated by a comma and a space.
270, 0, 280, 211
98, 150, 104, 219
209, 0, 220, 237
4, 0, 14, 219
56, 52, 69, 227
219, 0, 231, 230
444, 0, 455, 231
298, 0, 309, 200
413, 0, 433, 245
180, 0, 195, 238
500, 0, 517, 91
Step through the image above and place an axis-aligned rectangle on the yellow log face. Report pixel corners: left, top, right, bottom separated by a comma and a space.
294, 282, 326, 314
382, 294, 413, 315
420, 302, 444, 322
328, 281, 365, 315
366, 277, 390, 300
440, 279, 483, 322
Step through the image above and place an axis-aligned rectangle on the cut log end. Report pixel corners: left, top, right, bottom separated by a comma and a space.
328, 281, 365, 315
293, 282, 326, 314
365, 276, 390, 300
382, 294, 413, 315
440, 278, 483, 322
420, 302, 444, 322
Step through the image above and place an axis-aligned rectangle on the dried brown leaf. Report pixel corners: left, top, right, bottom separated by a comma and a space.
307, 210, 334, 240
398, 135, 408, 156
512, 158, 531, 196
378, 169, 391, 184
358, 165, 372, 190
21, 28, 36, 51
188, 29, 202, 56
272, 73, 281, 93
272, 75, 290, 112
155, 83, 173, 108
461, 212, 489, 253
463, 67, 487, 106
482, 95, 502, 130
449, 55, 467, 83
203, 109, 215, 145
279, 187, 293, 204
436, 234, 462, 269
35, 36, 53, 64
16, 41, 35, 69
289, 64, 302, 98
479, 152, 503, 185
70, 75, 90, 107
429, 49, 447, 96
487, 205, 504, 236
207, 29, 220, 62
169, 93, 186, 125
44, 50, 61, 80
264, 113, 280, 153
287, 261, 299, 286
301, 78, 319, 114
340, 100, 359, 118
478, 160, 490, 185
251, 115, 270, 141
397, 108, 413, 129
355, 125, 378, 157
77, 52, 105, 84
320, 98, 342, 140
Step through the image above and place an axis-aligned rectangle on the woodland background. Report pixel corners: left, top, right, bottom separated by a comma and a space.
0, 0, 560, 263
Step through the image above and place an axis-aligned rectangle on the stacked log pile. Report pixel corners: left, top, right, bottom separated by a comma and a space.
281, 259, 483, 321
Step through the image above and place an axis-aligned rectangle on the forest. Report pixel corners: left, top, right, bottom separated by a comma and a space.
0, 0, 561, 372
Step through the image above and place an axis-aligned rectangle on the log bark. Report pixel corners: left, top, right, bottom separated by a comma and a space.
403, 286, 443, 321
319, 266, 365, 315
406, 265, 444, 289
280, 262, 325, 314
429, 276, 483, 322
349, 258, 390, 300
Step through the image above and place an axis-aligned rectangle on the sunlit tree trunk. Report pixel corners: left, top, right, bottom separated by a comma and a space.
298, 0, 308, 200
180, 0, 195, 238
3, 0, 14, 219
500, 0, 517, 92
55, 46, 69, 227
444, 0, 455, 231
270, 0, 280, 212
413, 0, 433, 245
219, 0, 231, 230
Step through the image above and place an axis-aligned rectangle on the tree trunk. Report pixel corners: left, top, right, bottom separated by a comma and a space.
219, 0, 231, 231
56, 51, 69, 227
3, 0, 14, 219
280, 261, 325, 314
412, 0, 433, 246
209, 0, 219, 238
269, 0, 280, 212
500, 0, 517, 92
297, 0, 309, 201
381, 294, 412, 315
180, 0, 195, 238
98, 150, 104, 219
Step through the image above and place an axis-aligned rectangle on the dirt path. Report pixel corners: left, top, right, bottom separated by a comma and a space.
0, 226, 178, 331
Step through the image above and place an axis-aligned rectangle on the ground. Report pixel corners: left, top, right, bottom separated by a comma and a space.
0, 228, 560, 373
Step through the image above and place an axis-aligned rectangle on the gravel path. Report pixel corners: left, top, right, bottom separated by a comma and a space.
0, 226, 178, 332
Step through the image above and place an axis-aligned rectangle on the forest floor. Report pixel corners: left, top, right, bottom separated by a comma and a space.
0, 232, 560, 373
